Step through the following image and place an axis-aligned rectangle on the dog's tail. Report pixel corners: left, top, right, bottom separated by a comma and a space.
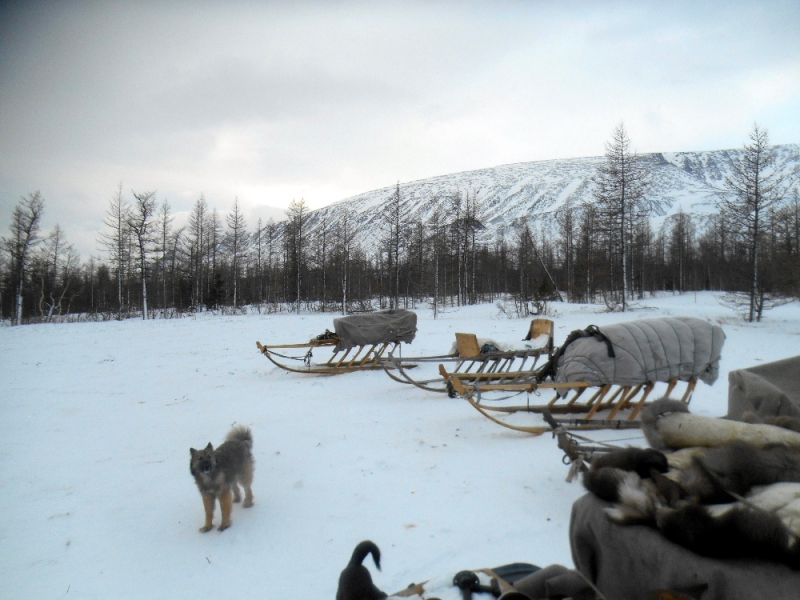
226, 425, 253, 449
349, 540, 382, 570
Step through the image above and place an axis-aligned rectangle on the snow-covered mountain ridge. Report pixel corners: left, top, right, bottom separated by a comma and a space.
306, 144, 800, 244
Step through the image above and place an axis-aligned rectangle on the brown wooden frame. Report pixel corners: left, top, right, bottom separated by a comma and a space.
256, 338, 399, 375
440, 363, 699, 435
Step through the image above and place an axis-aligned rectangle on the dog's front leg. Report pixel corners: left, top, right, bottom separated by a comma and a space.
218, 488, 233, 531
200, 494, 215, 532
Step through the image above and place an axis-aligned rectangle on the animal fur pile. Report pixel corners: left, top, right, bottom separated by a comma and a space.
583, 400, 800, 568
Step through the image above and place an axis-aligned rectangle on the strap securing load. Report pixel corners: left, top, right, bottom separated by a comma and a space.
537, 324, 615, 383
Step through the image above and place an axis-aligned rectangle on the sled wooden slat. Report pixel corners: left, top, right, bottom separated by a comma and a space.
606, 384, 643, 420
440, 364, 700, 433
681, 378, 698, 404
626, 382, 655, 420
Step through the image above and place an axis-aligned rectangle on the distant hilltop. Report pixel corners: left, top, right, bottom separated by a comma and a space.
305, 144, 800, 244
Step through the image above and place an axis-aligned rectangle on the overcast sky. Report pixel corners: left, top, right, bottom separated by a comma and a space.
1, 0, 799, 259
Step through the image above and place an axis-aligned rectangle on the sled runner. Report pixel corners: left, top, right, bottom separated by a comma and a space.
442, 316, 726, 434
256, 309, 417, 375
382, 318, 554, 393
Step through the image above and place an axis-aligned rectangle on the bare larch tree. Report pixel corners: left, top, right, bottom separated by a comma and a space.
98, 183, 130, 319
4, 191, 45, 325
593, 123, 651, 311
717, 124, 788, 321
226, 197, 248, 308
285, 198, 309, 312
128, 190, 157, 319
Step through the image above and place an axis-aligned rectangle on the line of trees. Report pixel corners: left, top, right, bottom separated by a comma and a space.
2, 124, 798, 325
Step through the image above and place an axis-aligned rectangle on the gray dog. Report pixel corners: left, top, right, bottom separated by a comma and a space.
189, 425, 254, 532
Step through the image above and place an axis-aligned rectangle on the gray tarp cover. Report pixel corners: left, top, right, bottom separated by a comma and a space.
332, 309, 417, 351
555, 316, 725, 387
727, 355, 800, 420
570, 493, 800, 600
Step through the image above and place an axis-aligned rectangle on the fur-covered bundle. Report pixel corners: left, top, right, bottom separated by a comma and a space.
582, 411, 800, 568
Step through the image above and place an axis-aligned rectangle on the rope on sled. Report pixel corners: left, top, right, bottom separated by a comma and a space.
472, 382, 527, 404
267, 348, 314, 367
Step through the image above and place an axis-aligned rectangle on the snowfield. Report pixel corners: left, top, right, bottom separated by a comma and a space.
1, 292, 799, 599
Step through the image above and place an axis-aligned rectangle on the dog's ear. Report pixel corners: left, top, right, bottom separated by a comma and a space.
190, 448, 197, 455
205, 442, 213, 451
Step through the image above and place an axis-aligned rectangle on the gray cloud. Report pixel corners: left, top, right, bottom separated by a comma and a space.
1, 0, 799, 258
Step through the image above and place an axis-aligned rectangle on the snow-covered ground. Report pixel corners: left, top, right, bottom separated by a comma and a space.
1, 292, 799, 599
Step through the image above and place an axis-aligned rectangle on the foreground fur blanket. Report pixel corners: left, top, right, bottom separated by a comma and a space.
570, 493, 800, 600
574, 396, 800, 599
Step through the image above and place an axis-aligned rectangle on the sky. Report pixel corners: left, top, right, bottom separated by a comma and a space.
1, 0, 799, 259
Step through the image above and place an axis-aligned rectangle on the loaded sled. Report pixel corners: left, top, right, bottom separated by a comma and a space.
441, 316, 726, 434
256, 309, 417, 375
382, 318, 554, 393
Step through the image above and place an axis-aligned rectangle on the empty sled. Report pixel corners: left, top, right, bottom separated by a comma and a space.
256, 309, 417, 375
442, 316, 726, 434
382, 318, 554, 393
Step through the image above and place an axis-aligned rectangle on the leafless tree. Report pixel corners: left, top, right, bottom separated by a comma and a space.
286, 198, 309, 312
156, 199, 174, 312
593, 123, 651, 311
35, 225, 81, 321
716, 124, 790, 321
263, 218, 279, 306
128, 190, 157, 319
427, 207, 446, 318
187, 195, 209, 309
225, 197, 248, 308
98, 183, 130, 318
3, 191, 45, 325
666, 210, 695, 293
556, 198, 577, 302
382, 182, 404, 309
312, 213, 332, 310
336, 208, 358, 315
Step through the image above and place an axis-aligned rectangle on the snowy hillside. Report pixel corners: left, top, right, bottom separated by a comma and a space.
306, 144, 800, 245
2, 293, 800, 598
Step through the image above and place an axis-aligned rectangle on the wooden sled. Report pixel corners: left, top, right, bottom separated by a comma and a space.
441, 365, 699, 435
256, 338, 400, 375
382, 318, 554, 393
443, 316, 723, 434
257, 308, 418, 375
